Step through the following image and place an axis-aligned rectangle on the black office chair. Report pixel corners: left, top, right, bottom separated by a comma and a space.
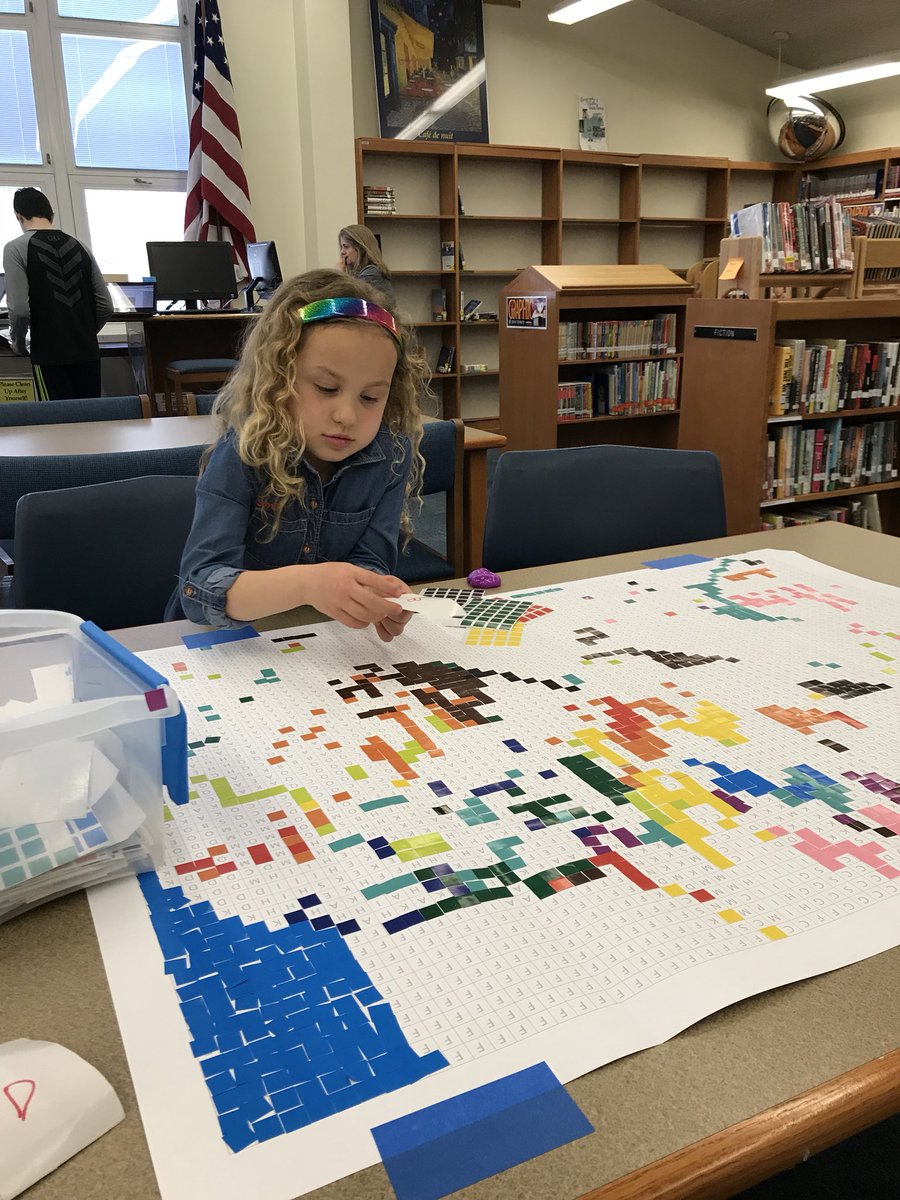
482, 444, 726, 572
0, 395, 152, 426
398, 418, 465, 583
11, 475, 198, 629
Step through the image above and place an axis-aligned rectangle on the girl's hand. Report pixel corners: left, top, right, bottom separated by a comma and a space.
375, 608, 414, 643
303, 562, 405, 629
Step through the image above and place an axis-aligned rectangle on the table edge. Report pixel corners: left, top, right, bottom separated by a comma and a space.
579, 1048, 900, 1200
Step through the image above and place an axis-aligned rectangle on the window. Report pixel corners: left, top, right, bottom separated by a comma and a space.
0, 0, 189, 277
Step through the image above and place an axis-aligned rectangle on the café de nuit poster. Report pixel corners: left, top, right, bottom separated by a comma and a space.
369, 0, 489, 142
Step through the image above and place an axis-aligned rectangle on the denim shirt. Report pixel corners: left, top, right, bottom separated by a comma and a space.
165, 426, 411, 627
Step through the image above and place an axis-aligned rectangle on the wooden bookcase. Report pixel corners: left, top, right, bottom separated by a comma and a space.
355, 138, 798, 429
679, 297, 900, 536
497, 264, 692, 453
799, 147, 900, 208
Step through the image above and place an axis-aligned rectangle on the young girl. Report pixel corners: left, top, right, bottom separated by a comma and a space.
337, 224, 395, 305
166, 269, 426, 641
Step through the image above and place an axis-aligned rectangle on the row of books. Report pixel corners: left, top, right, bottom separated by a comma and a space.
558, 314, 678, 361
800, 170, 880, 201
850, 213, 900, 281
363, 185, 396, 214
763, 419, 899, 500
760, 495, 880, 532
557, 381, 593, 421
556, 360, 679, 420
729, 199, 854, 272
770, 339, 900, 415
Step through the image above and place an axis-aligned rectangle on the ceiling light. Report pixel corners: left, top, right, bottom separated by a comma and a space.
766, 53, 900, 100
548, 0, 633, 25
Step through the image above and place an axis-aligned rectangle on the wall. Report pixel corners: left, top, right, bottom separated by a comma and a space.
833, 79, 900, 153
349, 0, 781, 160
218, 0, 306, 277
217, 0, 357, 278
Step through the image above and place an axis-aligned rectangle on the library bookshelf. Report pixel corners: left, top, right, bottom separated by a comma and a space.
355, 138, 796, 428
679, 297, 900, 536
497, 264, 692, 453
800, 147, 900, 209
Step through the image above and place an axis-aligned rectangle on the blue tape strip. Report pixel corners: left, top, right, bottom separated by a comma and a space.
642, 553, 713, 570
181, 625, 261, 649
79, 621, 188, 806
371, 1063, 593, 1200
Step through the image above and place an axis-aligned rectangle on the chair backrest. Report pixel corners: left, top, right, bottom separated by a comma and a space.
420, 417, 465, 571
13, 475, 199, 629
0, 443, 203, 538
482, 444, 726, 572
0, 395, 151, 427
185, 392, 219, 416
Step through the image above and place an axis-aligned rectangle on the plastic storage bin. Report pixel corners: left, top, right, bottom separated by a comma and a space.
0, 610, 187, 921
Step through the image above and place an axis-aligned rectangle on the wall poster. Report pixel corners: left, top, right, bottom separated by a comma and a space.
369, 1, 489, 142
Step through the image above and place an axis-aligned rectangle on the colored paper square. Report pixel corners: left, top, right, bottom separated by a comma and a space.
717, 909, 744, 924
662, 883, 686, 896
371, 1063, 592, 1200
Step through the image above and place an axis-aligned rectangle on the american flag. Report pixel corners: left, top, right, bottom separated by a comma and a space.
184, 0, 256, 277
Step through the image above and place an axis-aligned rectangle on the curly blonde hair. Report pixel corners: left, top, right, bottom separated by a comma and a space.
211, 268, 427, 540
339, 224, 392, 279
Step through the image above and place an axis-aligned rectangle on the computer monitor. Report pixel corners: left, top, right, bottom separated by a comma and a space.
146, 241, 237, 310
246, 240, 282, 298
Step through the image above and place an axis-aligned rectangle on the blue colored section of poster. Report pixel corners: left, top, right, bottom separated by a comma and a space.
139, 873, 448, 1151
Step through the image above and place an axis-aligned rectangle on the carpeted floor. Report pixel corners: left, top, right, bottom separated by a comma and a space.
410, 447, 501, 567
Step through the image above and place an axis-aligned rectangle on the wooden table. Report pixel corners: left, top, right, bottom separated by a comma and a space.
5, 522, 899, 1200
0, 415, 216, 457
0, 414, 504, 574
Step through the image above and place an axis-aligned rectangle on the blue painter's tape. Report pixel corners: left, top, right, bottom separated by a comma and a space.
642, 553, 713, 570
181, 625, 261, 649
79, 621, 188, 806
371, 1062, 593, 1200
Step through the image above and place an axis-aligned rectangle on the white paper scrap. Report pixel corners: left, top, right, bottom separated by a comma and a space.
0, 1039, 124, 1199
393, 593, 465, 623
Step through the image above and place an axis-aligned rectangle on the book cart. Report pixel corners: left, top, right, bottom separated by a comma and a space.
497, 264, 692, 454
679, 294, 900, 536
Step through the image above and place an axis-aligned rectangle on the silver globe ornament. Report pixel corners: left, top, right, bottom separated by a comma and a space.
767, 95, 845, 162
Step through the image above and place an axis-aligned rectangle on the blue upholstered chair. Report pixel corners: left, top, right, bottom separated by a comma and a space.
398, 418, 465, 583
0, 443, 204, 589
11, 476, 198, 629
0, 394, 152, 426
186, 391, 219, 416
163, 359, 237, 416
481, 445, 726, 572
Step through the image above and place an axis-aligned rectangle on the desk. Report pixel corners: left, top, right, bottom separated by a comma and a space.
5, 522, 899, 1200
125, 313, 253, 399
0, 415, 503, 574
0, 415, 216, 457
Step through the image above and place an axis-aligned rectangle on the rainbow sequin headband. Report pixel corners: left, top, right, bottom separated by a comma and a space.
296, 297, 400, 344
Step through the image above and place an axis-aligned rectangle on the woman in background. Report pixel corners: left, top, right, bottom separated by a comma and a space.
338, 224, 395, 305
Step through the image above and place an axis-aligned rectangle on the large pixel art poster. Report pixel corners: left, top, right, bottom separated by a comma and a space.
90, 550, 900, 1200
